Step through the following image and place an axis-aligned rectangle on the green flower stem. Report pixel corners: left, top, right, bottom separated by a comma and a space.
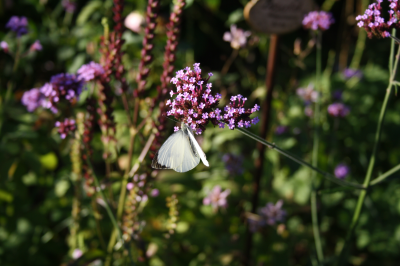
370, 164, 400, 186
236, 128, 364, 189
349, 0, 369, 70
82, 145, 122, 242
105, 98, 139, 266
311, 30, 323, 262
337, 29, 400, 264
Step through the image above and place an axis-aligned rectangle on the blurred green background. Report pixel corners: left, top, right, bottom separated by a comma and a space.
1, 0, 400, 265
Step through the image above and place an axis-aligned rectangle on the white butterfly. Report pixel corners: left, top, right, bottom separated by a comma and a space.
151, 122, 209, 172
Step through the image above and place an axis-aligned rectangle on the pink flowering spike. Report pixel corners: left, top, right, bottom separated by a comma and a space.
174, 126, 180, 132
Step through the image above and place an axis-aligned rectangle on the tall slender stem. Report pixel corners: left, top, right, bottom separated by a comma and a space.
311, 30, 324, 262
337, 29, 399, 264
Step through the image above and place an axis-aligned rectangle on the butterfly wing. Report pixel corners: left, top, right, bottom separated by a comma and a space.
186, 127, 209, 167
151, 129, 200, 173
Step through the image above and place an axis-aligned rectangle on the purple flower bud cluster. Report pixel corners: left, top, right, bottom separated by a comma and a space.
302, 11, 335, 31
203, 185, 231, 211
40, 73, 83, 113
327, 102, 350, 117
356, 0, 398, 39
248, 200, 287, 232
6, 16, 29, 37
166, 63, 259, 134
77, 62, 105, 82
55, 118, 76, 139
222, 153, 244, 175
223, 25, 251, 50
334, 163, 350, 179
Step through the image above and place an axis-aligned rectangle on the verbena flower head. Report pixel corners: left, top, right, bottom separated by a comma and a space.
29, 40, 42, 52
297, 84, 318, 104
21, 88, 43, 112
55, 118, 76, 139
203, 185, 230, 211
40, 73, 83, 113
77, 62, 105, 82
166, 63, 259, 134
259, 200, 287, 225
343, 68, 363, 80
302, 11, 335, 31
1, 41, 9, 53
334, 163, 350, 179
356, 0, 398, 38
223, 25, 251, 49
222, 153, 244, 175
328, 102, 350, 117
6, 16, 29, 37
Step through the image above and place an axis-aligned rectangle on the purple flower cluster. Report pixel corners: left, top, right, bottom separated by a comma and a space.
203, 185, 231, 211
296, 84, 318, 104
302, 11, 335, 31
55, 118, 76, 139
334, 163, 350, 179
62, 0, 76, 13
21, 88, 43, 112
6, 16, 28, 37
222, 153, 244, 175
275, 125, 288, 135
328, 102, 350, 117
40, 73, 83, 113
343, 68, 363, 80
355, 0, 398, 38
248, 200, 287, 232
77, 62, 105, 82
223, 25, 251, 49
166, 63, 259, 134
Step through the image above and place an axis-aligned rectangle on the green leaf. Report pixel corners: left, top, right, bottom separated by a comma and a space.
39, 152, 58, 170
77, 1, 103, 26
0, 189, 13, 203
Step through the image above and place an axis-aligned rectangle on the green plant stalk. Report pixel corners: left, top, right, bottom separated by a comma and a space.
370, 164, 400, 186
349, 0, 369, 69
236, 127, 364, 189
311, 30, 324, 262
105, 99, 139, 266
337, 29, 400, 264
82, 147, 123, 242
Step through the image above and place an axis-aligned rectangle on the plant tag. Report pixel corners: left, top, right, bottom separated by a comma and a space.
244, 0, 314, 34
